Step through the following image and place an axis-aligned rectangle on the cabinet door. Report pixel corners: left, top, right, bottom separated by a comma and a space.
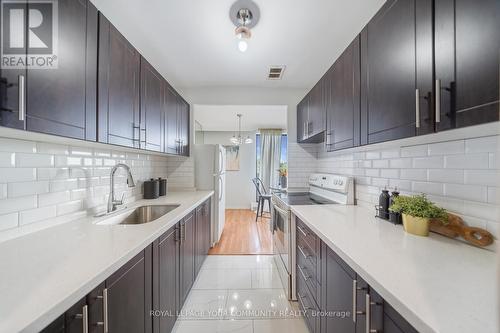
98, 14, 140, 148
195, 200, 210, 276
154, 226, 179, 333
164, 85, 179, 154
383, 302, 418, 333
296, 96, 308, 142
308, 79, 325, 138
0, 0, 27, 130
178, 97, 190, 156
361, 0, 433, 144
26, 0, 97, 140
326, 36, 361, 151
434, 0, 500, 130
105, 247, 152, 333
41, 298, 87, 333
179, 211, 195, 307
140, 57, 163, 152
322, 245, 356, 333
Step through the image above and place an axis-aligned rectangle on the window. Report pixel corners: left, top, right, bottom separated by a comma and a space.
255, 133, 288, 181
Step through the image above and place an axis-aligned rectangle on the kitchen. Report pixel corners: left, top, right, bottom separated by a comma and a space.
0, 1, 498, 333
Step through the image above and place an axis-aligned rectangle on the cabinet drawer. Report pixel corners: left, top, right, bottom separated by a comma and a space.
296, 218, 319, 257
297, 271, 320, 333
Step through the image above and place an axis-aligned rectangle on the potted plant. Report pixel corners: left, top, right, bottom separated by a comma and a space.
279, 163, 288, 189
389, 194, 448, 236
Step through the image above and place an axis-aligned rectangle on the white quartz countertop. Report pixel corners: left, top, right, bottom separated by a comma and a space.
0, 191, 214, 333
291, 204, 498, 333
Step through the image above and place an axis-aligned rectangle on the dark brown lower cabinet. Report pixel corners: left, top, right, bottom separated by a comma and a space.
179, 211, 196, 307
41, 201, 212, 333
153, 225, 179, 333
195, 199, 211, 276
295, 218, 418, 333
105, 247, 152, 333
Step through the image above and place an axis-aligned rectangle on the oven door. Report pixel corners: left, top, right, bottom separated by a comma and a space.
272, 202, 292, 297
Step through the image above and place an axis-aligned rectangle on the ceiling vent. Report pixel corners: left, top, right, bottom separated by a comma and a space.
267, 66, 285, 80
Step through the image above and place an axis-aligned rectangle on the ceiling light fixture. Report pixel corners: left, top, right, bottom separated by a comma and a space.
230, 114, 253, 146
230, 0, 260, 53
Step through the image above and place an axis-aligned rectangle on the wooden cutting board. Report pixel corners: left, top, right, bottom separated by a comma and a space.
430, 213, 494, 247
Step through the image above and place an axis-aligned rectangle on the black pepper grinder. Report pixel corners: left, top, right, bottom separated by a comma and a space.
388, 188, 401, 224
378, 187, 390, 220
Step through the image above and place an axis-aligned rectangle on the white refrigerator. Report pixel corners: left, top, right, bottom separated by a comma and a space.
194, 144, 226, 246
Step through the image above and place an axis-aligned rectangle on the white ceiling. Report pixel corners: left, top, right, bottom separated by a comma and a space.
91, 0, 385, 92
194, 105, 287, 131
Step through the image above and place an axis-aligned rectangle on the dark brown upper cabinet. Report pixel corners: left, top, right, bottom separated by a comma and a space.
0, 0, 27, 131
164, 83, 190, 156
98, 13, 140, 148
140, 57, 163, 152
434, 0, 500, 131
325, 36, 361, 151
297, 80, 326, 143
0, 0, 98, 140
360, 0, 434, 145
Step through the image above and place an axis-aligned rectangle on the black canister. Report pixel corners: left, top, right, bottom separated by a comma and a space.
388, 188, 402, 224
143, 178, 159, 199
378, 188, 390, 220
158, 177, 167, 196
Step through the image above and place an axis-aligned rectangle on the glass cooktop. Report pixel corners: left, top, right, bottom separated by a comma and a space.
273, 191, 336, 206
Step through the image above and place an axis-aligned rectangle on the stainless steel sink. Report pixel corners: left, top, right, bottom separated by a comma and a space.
117, 205, 180, 225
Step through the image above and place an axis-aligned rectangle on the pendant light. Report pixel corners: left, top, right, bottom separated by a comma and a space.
230, 114, 253, 146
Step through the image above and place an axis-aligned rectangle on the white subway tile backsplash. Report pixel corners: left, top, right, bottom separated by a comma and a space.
0, 152, 15, 167
37, 143, 69, 155
0, 168, 36, 183
8, 181, 49, 197
0, 196, 37, 215
428, 140, 464, 155
302, 132, 500, 239
38, 191, 71, 207
389, 158, 412, 169
444, 153, 489, 169
19, 206, 56, 225
372, 160, 389, 168
16, 153, 54, 167
412, 182, 444, 196
444, 184, 487, 202
464, 170, 500, 186
0, 138, 36, 153
0, 137, 191, 235
400, 169, 427, 181
465, 136, 499, 153
0, 212, 18, 231
412, 156, 444, 169
401, 145, 428, 157
428, 169, 464, 184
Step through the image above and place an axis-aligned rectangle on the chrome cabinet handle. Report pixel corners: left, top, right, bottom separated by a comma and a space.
415, 89, 420, 128
365, 294, 382, 333
297, 225, 308, 237
75, 305, 89, 333
352, 280, 366, 323
297, 293, 311, 311
103, 288, 109, 333
435, 79, 441, 123
297, 265, 310, 281
18, 75, 25, 121
297, 245, 310, 259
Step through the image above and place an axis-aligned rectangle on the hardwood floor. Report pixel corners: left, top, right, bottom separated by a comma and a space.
208, 209, 273, 255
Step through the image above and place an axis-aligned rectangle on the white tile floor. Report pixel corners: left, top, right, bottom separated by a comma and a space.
173, 255, 309, 333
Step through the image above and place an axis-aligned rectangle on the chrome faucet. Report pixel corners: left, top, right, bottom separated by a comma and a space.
107, 163, 135, 213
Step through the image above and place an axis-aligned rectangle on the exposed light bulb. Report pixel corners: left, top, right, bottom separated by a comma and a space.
245, 136, 253, 144
238, 40, 248, 52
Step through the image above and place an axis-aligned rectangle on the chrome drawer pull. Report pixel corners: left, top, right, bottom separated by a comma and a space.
74, 305, 89, 333
297, 225, 308, 237
297, 245, 310, 259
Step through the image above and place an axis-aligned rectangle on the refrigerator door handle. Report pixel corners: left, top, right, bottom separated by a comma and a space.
218, 148, 224, 174
218, 176, 223, 201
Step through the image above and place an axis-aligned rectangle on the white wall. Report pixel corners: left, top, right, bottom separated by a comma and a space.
202, 131, 257, 209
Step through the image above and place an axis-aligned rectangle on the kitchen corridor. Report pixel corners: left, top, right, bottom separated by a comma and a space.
173, 255, 307, 333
